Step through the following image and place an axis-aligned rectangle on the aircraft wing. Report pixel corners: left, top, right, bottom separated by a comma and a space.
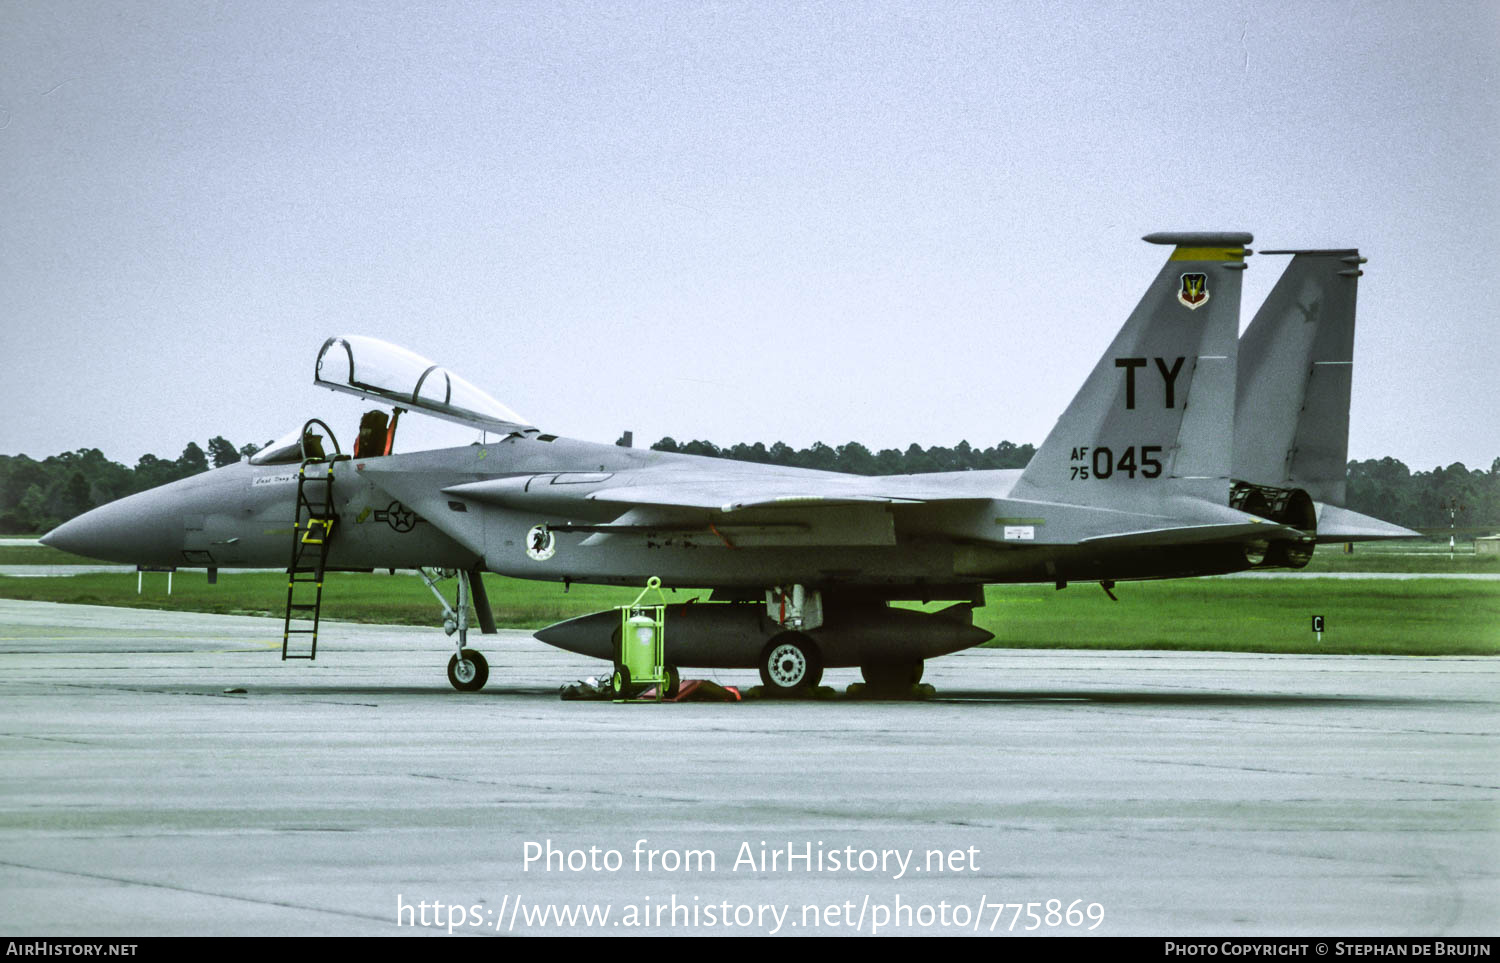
437, 469, 994, 550
584, 485, 924, 512
443, 473, 981, 514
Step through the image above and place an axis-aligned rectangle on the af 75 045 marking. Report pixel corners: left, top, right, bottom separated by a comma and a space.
1068, 445, 1164, 480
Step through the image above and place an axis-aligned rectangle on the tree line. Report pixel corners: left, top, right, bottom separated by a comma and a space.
646, 437, 1037, 475
2, 435, 1497, 536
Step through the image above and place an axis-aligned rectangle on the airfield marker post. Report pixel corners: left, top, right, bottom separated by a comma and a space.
136, 565, 175, 595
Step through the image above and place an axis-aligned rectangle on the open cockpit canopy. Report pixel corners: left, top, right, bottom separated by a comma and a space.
313, 335, 534, 434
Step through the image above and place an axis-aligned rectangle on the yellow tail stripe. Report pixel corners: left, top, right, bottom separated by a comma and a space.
1170, 246, 1245, 262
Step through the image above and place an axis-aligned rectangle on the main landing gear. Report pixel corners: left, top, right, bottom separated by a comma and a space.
759, 585, 825, 695
756, 636, 927, 696
756, 582, 930, 697
418, 566, 497, 691
758, 633, 824, 693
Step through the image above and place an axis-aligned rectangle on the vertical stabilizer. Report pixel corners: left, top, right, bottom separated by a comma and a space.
1014, 232, 1249, 508
1234, 249, 1363, 505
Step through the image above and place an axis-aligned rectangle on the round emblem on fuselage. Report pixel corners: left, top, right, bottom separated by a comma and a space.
525, 525, 556, 561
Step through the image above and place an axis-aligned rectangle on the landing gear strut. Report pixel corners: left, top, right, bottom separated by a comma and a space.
418, 567, 492, 691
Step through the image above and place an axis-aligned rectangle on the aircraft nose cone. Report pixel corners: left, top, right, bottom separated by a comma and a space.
39, 515, 92, 556
38, 493, 183, 565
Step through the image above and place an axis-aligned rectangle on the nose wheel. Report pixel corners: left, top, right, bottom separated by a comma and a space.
448, 649, 489, 691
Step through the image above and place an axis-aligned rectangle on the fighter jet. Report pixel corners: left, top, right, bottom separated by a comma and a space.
42, 232, 1412, 694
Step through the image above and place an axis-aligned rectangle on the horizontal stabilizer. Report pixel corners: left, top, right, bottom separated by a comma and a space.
1315, 503, 1421, 542
1079, 519, 1304, 549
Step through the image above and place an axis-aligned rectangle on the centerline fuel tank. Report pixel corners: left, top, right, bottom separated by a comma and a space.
534, 599, 993, 669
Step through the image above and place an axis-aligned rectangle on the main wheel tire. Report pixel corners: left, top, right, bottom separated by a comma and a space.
664, 666, 682, 700
611, 663, 633, 699
860, 660, 924, 688
447, 649, 489, 691
759, 634, 823, 692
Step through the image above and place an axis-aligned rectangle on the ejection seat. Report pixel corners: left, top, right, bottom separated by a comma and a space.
353, 409, 390, 459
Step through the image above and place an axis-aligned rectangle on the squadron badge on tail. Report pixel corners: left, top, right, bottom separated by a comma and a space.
1178, 272, 1209, 309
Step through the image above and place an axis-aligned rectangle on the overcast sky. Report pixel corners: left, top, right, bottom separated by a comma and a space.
3, 1, 1496, 472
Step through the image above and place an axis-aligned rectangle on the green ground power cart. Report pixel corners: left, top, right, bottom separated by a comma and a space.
612, 577, 680, 702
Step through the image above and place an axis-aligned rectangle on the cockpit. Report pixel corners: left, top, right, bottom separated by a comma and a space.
248, 425, 335, 466
249, 336, 535, 466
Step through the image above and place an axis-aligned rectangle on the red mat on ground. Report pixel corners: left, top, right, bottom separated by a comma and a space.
640, 679, 742, 703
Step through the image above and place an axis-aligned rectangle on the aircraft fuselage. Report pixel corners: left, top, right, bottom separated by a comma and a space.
44, 431, 1274, 593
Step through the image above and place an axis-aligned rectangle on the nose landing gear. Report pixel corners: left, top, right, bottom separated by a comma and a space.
418, 566, 497, 691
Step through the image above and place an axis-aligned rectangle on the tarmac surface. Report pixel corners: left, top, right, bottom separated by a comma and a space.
6, 565, 1499, 579
1, 599, 1495, 937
